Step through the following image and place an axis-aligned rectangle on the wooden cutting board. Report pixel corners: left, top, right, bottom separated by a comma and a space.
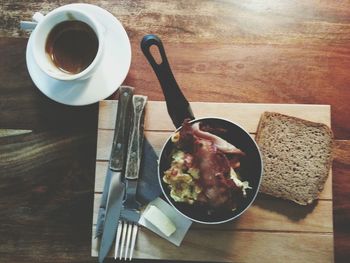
91, 100, 333, 263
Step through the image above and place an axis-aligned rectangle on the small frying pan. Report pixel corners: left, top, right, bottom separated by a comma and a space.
141, 34, 263, 224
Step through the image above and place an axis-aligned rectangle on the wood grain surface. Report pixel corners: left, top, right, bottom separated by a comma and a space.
0, 0, 349, 262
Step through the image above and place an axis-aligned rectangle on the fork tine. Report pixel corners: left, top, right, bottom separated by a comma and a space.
119, 221, 128, 260
114, 221, 122, 259
124, 222, 133, 260
129, 223, 138, 260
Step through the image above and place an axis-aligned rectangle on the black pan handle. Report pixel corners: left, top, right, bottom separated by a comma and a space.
141, 34, 195, 128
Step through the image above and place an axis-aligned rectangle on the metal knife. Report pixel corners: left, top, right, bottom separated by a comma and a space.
95, 86, 134, 238
98, 172, 125, 263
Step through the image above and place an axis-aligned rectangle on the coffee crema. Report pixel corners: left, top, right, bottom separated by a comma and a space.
45, 20, 99, 74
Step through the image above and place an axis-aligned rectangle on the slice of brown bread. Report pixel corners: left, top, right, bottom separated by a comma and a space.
255, 112, 333, 205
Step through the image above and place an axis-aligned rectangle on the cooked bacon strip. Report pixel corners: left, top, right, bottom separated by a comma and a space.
192, 122, 245, 155
194, 145, 234, 208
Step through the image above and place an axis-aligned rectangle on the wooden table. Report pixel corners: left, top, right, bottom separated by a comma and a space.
0, 1, 349, 262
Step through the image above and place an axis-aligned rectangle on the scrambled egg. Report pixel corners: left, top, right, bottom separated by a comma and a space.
171, 131, 180, 143
163, 150, 202, 204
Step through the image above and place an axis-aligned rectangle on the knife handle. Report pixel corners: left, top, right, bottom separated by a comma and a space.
110, 86, 134, 171
125, 95, 147, 180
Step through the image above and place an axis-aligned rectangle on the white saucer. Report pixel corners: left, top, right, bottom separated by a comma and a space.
26, 4, 131, 106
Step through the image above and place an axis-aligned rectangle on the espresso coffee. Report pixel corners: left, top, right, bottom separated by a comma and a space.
45, 20, 99, 74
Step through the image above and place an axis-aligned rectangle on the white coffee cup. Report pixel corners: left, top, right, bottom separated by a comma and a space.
30, 8, 105, 81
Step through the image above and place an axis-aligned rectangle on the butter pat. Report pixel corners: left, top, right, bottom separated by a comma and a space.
138, 197, 192, 246
143, 205, 176, 237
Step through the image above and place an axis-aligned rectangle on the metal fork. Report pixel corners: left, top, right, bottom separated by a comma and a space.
114, 220, 139, 260
114, 96, 147, 261
114, 181, 141, 261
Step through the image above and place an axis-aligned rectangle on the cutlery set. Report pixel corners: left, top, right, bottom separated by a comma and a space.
96, 86, 147, 262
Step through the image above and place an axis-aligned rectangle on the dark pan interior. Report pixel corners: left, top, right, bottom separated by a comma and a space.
158, 118, 262, 224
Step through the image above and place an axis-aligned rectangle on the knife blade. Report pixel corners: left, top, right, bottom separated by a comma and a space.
95, 86, 134, 238
98, 173, 125, 263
